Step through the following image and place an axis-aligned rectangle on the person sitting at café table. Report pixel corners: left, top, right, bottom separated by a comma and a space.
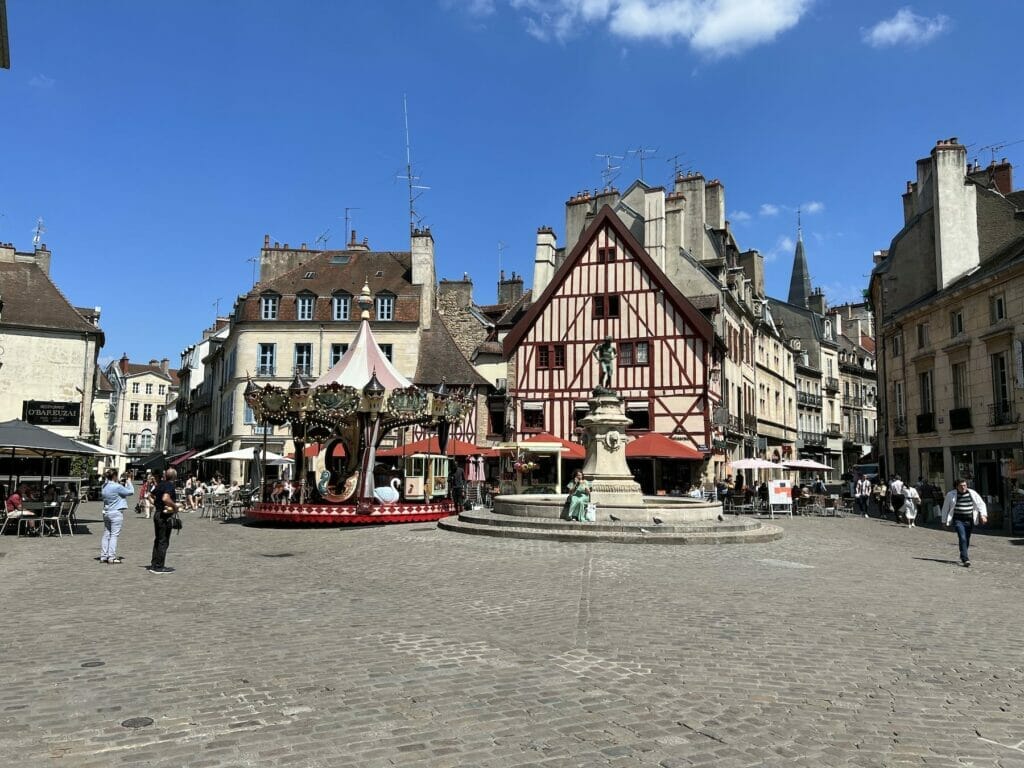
6, 483, 40, 534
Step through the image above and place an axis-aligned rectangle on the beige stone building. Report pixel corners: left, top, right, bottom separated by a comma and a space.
871, 138, 1024, 531
0, 241, 104, 438
104, 356, 179, 470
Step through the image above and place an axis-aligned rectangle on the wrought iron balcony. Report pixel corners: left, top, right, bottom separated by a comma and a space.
916, 412, 936, 433
256, 365, 276, 378
824, 377, 840, 393
893, 418, 907, 436
294, 365, 313, 377
726, 413, 743, 435
743, 413, 758, 434
797, 391, 822, 408
799, 431, 825, 447
844, 430, 868, 444
842, 395, 864, 408
826, 422, 842, 438
949, 407, 972, 430
989, 402, 1016, 426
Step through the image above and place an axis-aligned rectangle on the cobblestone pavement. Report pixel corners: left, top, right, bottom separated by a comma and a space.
1, 505, 1023, 768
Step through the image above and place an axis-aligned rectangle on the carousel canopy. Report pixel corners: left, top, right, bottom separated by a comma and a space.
313, 319, 412, 392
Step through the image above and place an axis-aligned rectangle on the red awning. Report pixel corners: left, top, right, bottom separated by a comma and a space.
625, 432, 704, 460
168, 449, 199, 466
377, 437, 497, 458
521, 432, 585, 460
286, 443, 346, 459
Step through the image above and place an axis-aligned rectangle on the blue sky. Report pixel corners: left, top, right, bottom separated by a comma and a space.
3, 1, 1022, 366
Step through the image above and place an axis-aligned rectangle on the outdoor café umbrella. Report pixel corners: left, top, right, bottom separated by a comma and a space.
204, 446, 288, 463
782, 459, 834, 472
729, 457, 779, 471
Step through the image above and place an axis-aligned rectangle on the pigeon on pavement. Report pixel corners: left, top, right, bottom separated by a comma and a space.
609, 514, 621, 522
717, 514, 724, 522
653, 516, 664, 525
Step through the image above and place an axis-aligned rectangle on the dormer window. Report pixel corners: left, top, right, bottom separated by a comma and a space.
376, 293, 395, 322
260, 295, 279, 320
296, 294, 315, 321
332, 292, 351, 321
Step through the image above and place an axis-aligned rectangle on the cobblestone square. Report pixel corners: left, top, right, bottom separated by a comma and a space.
1, 505, 1022, 767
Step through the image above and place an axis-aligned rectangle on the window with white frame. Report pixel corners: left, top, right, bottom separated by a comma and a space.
376, 294, 395, 321
950, 309, 964, 337
294, 343, 313, 376
143, 404, 153, 421
952, 361, 969, 409
140, 430, 153, 450
244, 404, 256, 424
261, 295, 279, 320
129, 403, 139, 420
145, 383, 153, 395
297, 294, 315, 321
379, 344, 393, 362
158, 385, 165, 395
330, 343, 349, 366
131, 382, 140, 394
332, 293, 351, 321
127, 433, 137, 449
257, 343, 276, 376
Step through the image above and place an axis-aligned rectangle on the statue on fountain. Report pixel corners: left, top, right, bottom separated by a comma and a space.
593, 335, 617, 394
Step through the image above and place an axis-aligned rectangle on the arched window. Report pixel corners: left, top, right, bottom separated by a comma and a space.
140, 429, 154, 451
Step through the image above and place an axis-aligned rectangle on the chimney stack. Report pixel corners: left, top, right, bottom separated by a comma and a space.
119, 354, 130, 374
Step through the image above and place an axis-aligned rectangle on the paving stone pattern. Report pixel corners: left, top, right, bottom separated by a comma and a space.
1, 505, 1023, 767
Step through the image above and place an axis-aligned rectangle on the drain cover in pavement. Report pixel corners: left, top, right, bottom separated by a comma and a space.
121, 717, 154, 729
80, 661, 105, 668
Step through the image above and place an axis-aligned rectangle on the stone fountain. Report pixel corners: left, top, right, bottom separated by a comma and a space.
440, 388, 782, 544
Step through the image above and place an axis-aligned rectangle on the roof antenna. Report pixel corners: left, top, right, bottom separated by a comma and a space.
595, 153, 623, 190
32, 217, 45, 248
497, 240, 505, 298
343, 207, 360, 246
666, 153, 687, 181
314, 229, 330, 249
628, 146, 659, 181
398, 95, 430, 234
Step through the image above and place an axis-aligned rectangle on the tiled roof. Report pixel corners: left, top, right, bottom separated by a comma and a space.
95, 367, 114, 393
120, 362, 180, 385
238, 249, 421, 324
0, 261, 101, 335
415, 313, 490, 389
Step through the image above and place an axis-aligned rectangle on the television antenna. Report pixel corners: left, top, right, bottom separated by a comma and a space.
976, 138, 1024, 164
314, 229, 330, 249
397, 94, 430, 233
628, 146, 658, 181
497, 240, 505, 289
246, 253, 259, 285
32, 217, 45, 248
595, 153, 623, 189
213, 297, 223, 318
666, 153, 688, 180
343, 206, 360, 245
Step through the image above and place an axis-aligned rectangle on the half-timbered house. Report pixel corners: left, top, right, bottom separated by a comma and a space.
502, 206, 716, 459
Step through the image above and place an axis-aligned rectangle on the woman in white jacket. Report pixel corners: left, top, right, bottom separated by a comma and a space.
941, 478, 988, 567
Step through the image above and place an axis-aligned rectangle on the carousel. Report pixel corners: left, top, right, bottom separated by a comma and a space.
245, 282, 474, 524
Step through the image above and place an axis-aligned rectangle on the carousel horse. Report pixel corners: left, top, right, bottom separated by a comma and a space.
373, 477, 401, 504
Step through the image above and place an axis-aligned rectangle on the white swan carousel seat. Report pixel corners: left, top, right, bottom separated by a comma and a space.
373, 477, 401, 505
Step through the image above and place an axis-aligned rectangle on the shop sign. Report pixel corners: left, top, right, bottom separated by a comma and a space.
23, 400, 81, 427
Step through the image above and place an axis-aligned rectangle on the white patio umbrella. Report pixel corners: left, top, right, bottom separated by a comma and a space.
782, 459, 834, 472
730, 457, 779, 470
204, 447, 287, 463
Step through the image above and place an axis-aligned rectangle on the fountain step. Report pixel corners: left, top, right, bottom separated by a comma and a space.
457, 509, 763, 533
438, 513, 783, 545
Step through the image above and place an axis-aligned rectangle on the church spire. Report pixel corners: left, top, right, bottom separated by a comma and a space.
787, 208, 812, 307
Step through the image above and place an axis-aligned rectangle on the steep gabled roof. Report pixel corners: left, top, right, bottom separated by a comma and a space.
0, 261, 102, 336
415, 312, 490, 388
503, 206, 714, 355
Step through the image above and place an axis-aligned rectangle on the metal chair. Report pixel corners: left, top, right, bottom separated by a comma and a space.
38, 502, 63, 537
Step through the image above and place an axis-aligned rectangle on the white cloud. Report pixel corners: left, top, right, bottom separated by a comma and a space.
802, 200, 824, 214
442, 0, 498, 16
862, 8, 949, 47
759, 203, 780, 217
491, 0, 812, 53
729, 210, 751, 222
29, 73, 55, 89
764, 234, 795, 263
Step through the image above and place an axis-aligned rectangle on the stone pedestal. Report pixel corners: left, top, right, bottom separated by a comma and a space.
580, 391, 644, 508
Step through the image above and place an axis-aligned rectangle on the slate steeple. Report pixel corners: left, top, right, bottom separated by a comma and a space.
787, 209, 812, 307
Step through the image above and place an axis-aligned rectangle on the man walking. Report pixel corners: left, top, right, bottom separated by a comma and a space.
149, 468, 180, 575
941, 478, 988, 567
856, 474, 872, 517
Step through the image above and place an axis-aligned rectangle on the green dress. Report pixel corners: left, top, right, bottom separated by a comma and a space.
568, 479, 591, 521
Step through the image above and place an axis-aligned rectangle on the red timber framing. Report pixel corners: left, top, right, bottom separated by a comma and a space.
503, 206, 715, 453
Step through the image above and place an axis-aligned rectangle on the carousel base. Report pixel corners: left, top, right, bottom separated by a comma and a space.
439, 507, 784, 545
248, 500, 457, 525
